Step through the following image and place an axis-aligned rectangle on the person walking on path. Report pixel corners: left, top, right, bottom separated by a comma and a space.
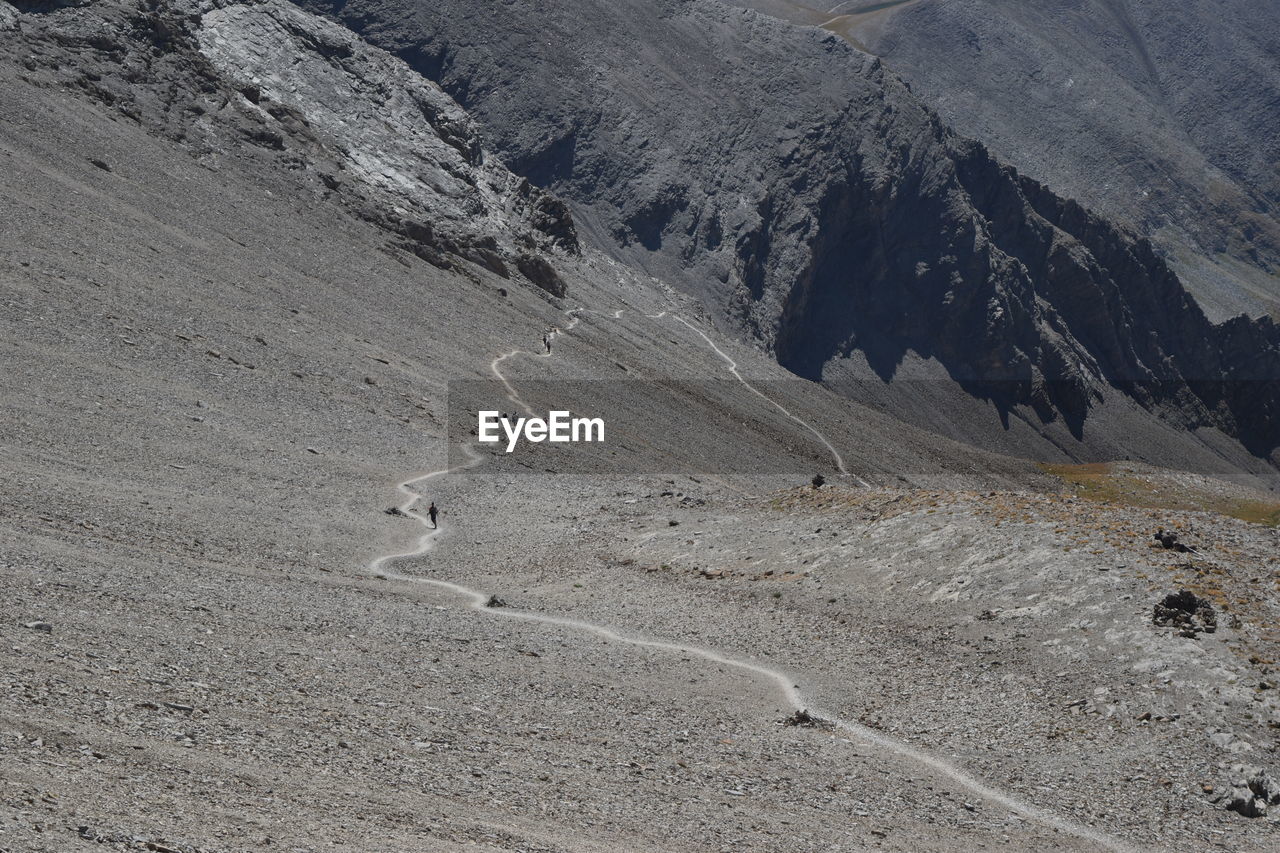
427, 502, 438, 528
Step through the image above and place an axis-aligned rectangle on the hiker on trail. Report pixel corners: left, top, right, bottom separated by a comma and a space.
543, 332, 552, 354
428, 502, 438, 528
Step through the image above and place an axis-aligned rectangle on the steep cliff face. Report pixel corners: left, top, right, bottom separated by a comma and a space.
293, 0, 1280, 465
805, 0, 1280, 322
943, 140, 1279, 453
762, 111, 1280, 455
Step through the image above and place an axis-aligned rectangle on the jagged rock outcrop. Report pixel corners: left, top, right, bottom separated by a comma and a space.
1, 0, 579, 296
297, 0, 1280, 465
196, 0, 579, 281
1219, 764, 1280, 818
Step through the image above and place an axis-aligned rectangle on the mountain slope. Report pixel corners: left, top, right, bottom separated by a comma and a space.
3, 3, 1280, 852
295, 0, 1280, 479
814, 0, 1280, 322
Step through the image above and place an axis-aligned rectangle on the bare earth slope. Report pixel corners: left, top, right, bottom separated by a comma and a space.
1, 1, 1279, 852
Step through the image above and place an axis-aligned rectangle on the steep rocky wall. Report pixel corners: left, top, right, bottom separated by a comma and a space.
825, 0, 1280, 321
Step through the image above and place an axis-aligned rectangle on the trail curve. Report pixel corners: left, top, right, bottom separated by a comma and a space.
667, 315, 866, 486
369, 448, 1131, 852
377, 317, 1133, 849
496, 305, 861, 484
369, 455, 1133, 853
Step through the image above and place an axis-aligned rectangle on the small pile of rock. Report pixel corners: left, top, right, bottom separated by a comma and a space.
1153, 528, 1195, 553
1152, 589, 1217, 637
783, 709, 834, 730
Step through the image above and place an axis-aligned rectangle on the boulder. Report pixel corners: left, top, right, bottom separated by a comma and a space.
1220, 765, 1280, 818
515, 253, 567, 298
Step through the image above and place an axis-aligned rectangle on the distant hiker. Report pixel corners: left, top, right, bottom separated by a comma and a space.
428, 502, 438, 528
543, 332, 552, 354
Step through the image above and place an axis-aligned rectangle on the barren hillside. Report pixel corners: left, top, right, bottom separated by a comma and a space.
1, 1, 1278, 851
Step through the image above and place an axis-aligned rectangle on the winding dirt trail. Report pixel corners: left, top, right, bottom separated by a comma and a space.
365, 317, 1137, 853
492, 305, 860, 483
367, 444, 485, 576
666, 314, 866, 485
488, 310, 582, 417
369, 451, 1134, 853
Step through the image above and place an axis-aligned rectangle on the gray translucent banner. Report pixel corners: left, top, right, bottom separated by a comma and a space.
445, 378, 1279, 478
447, 379, 846, 475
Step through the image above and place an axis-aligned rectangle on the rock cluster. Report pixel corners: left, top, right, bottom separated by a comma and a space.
783, 709, 834, 730
1152, 589, 1218, 637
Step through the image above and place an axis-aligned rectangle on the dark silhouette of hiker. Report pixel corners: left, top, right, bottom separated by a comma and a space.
428, 502, 438, 528
543, 332, 552, 354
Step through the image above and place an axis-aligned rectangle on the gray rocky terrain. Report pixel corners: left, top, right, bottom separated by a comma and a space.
1, 0, 1279, 851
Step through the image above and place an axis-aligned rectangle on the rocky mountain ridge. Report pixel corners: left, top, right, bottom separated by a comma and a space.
3, 0, 1278, 476
816, 0, 1280, 322
294, 0, 1280, 472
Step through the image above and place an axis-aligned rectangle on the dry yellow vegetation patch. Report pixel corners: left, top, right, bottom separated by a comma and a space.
1040, 462, 1280, 527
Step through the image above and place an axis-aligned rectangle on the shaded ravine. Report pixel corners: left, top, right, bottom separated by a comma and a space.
363, 322, 1138, 852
